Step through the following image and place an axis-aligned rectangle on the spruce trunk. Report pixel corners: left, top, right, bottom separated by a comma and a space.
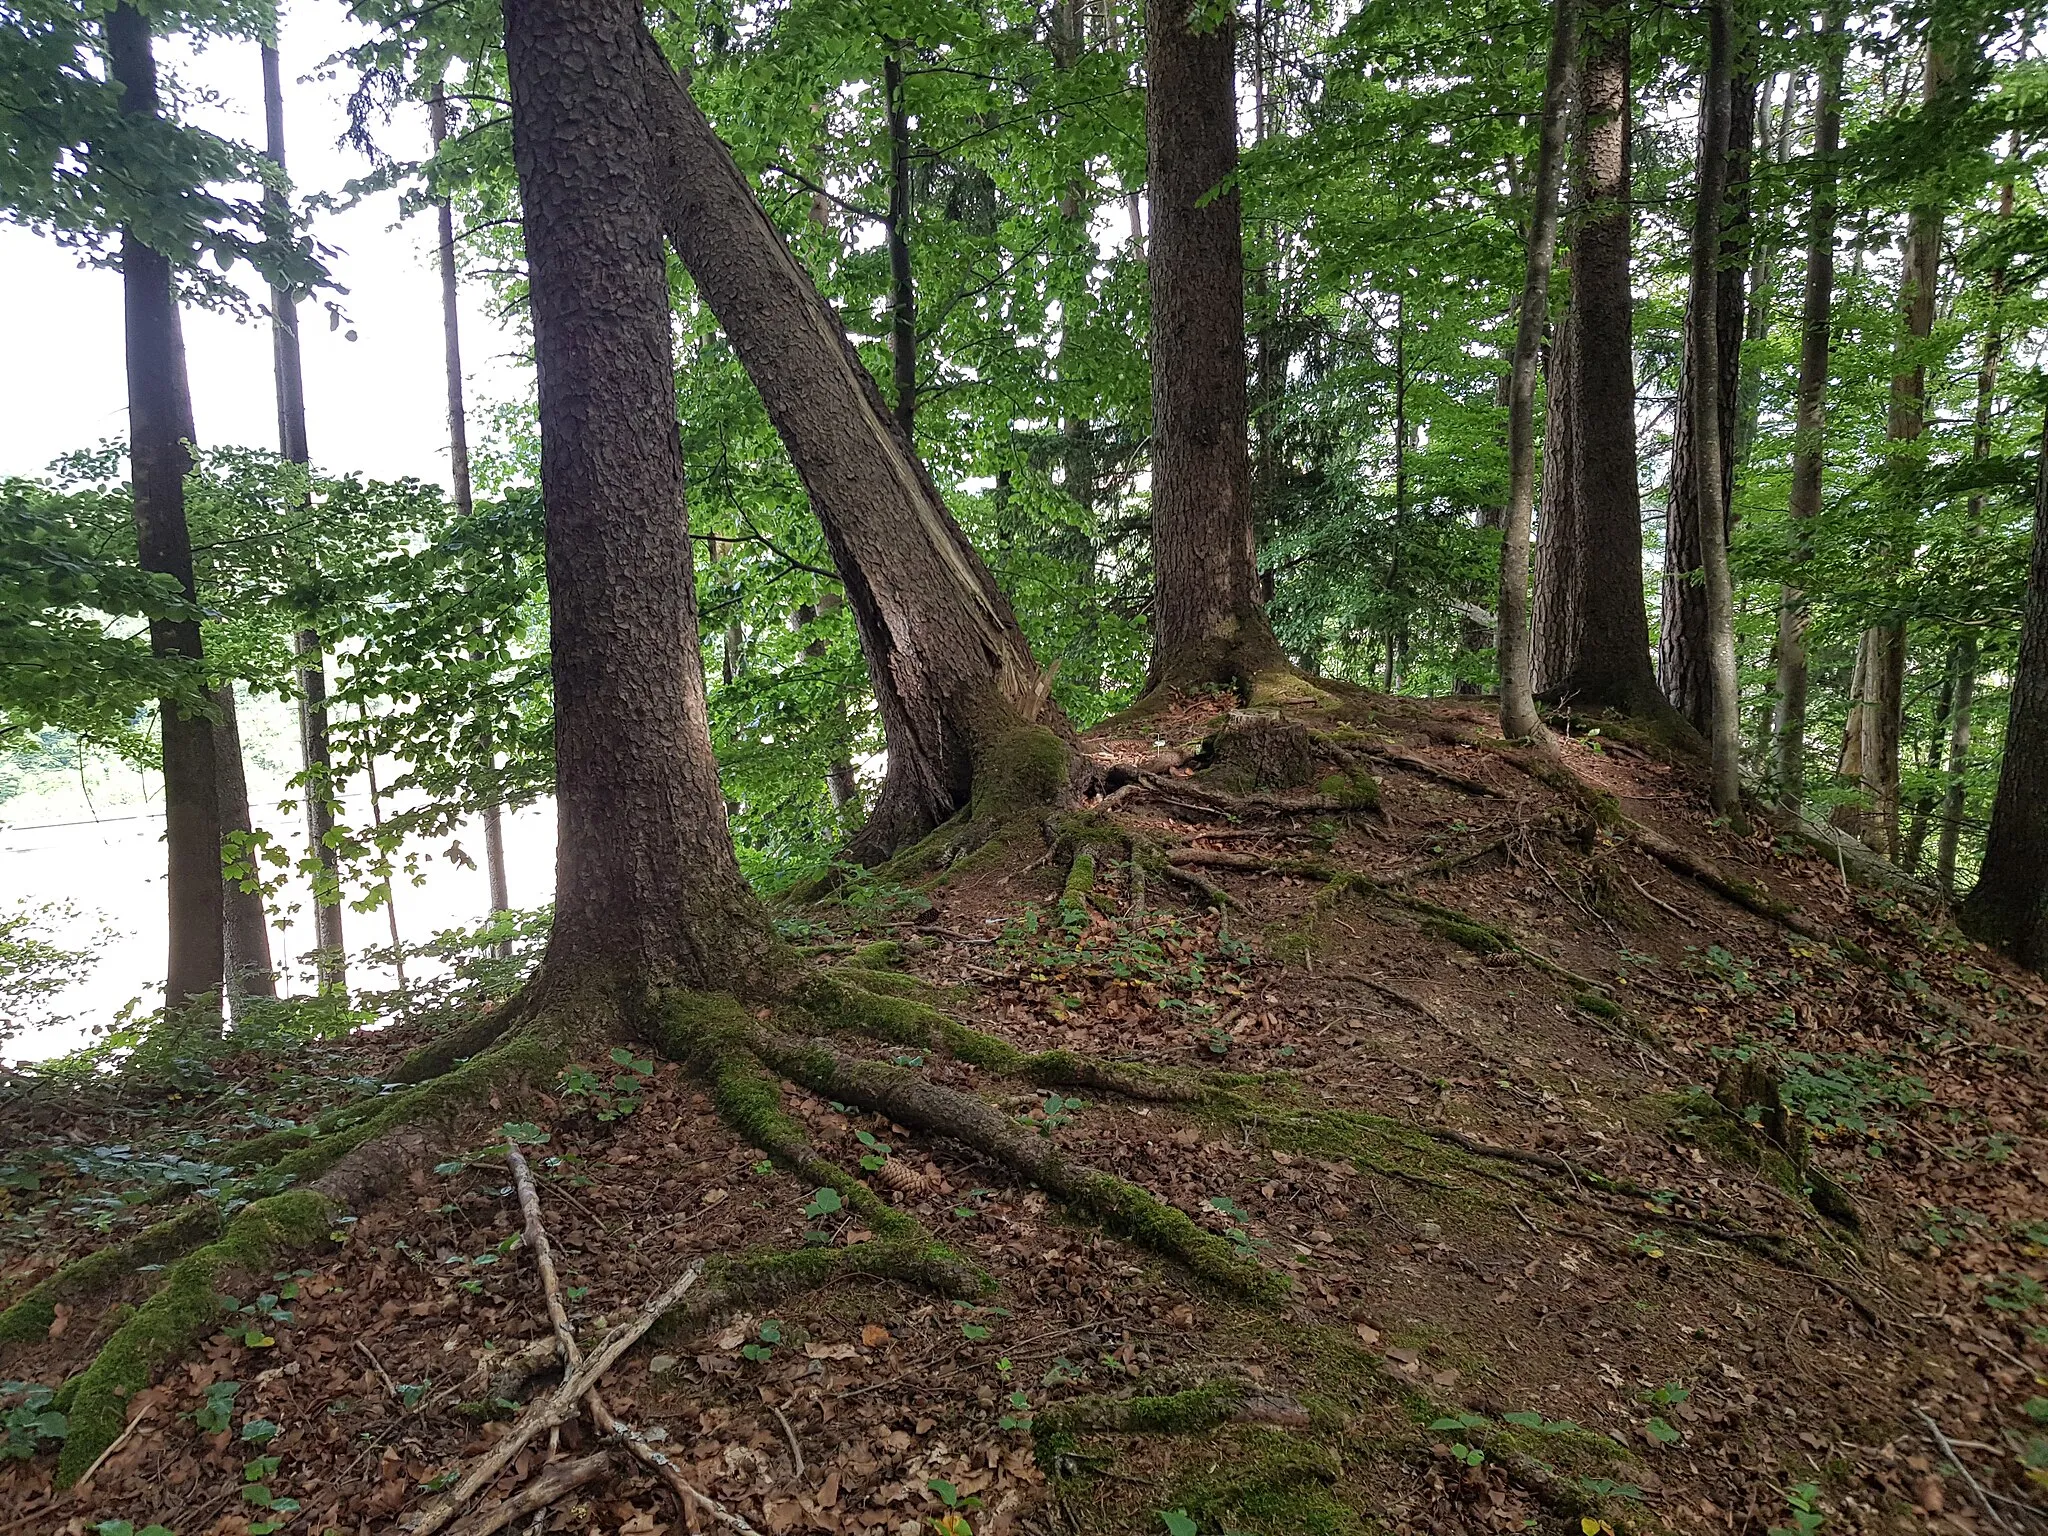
1658, 51, 1754, 734
1961, 402, 2048, 971
503, 0, 775, 992
1140, 0, 1297, 701
107, 3, 223, 1025
1530, 0, 1673, 724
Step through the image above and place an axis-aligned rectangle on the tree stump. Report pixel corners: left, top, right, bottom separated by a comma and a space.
1202, 711, 1317, 791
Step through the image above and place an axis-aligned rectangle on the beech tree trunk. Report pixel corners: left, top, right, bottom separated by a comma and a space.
1141, 0, 1296, 699
107, 3, 223, 1024
213, 683, 277, 1003
1836, 44, 1947, 861
1961, 402, 2048, 972
1531, 0, 1670, 722
262, 41, 346, 992
632, 34, 1062, 864
1771, 9, 1845, 812
1498, 0, 1575, 743
503, 0, 775, 992
431, 88, 513, 952
1658, 47, 1754, 734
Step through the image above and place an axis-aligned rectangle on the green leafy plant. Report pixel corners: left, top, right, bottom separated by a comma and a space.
1, 1381, 67, 1459
1768, 1482, 1825, 1536
742, 1319, 784, 1362
558, 1047, 656, 1121
192, 1379, 241, 1434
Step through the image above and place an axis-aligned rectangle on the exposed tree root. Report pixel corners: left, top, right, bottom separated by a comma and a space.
1032, 1379, 1308, 1465
1313, 729, 1503, 800
0, 1203, 223, 1351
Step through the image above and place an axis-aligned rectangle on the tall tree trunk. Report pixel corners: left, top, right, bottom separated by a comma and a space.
1960, 401, 2048, 972
502, 0, 776, 993
1385, 290, 1407, 693
1093, 0, 1145, 248
1499, 0, 1575, 742
431, 88, 513, 953
1771, 8, 1845, 812
1458, 367, 1509, 696
883, 43, 917, 444
1683, 0, 1746, 826
1531, 0, 1673, 723
1658, 43, 1755, 735
1836, 44, 1948, 861
1141, 0, 1298, 700
633, 35, 1064, 864
1734, 70, 1799, 469
261, 39, 346, 991
213, 683, 277, 1005
106, 3, 223, 1024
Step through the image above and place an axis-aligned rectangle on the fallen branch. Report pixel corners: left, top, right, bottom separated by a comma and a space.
505, 1144, 763, 1535
445, 1453, 612, 1536
405, 1260, 704, 1536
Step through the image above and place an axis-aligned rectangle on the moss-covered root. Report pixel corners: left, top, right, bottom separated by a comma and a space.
747, 1024, 1287, 1301
798, 971, 1209, 1103
56, 1190, 339, 1485
1032, 1380, 1316, 1464
0, 1204, 224, 1350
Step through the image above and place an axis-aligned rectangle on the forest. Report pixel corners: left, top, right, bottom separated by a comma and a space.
5, 0, 2048, 1529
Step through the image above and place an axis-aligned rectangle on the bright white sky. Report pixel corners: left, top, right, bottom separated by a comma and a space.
0, 0, 525, 484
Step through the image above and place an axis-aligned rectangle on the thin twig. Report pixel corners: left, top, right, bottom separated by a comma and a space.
506, 1143, 762, 1535
770, 1400, 806, 1481
1917, 1406, 2021, 1535
356, 1337, 403, 1402
69, 1397, 152, 1490
446, 1452, 612, 1536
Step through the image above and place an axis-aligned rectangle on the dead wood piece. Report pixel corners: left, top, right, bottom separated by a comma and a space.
1156, 859, 1234, 909
405, 1260, 704, 1536
1133, 770, 1354, 818
445, 1453, 611, 1536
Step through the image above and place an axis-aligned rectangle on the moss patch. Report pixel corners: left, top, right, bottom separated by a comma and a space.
57, 1190, 338, 1485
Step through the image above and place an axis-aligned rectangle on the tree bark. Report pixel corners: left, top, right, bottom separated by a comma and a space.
1960, 402, 2048, 972
632, 35, 1064, 864
1836, 44, 1948, 861
106, 3, 223, 1025
1771, 9, 1845, 813
503, 0, 776, 991
1658, 43, 1754, 735
883, 43, 917, 443
1140, 0, 1297, 700
262, 40, 345, 992
1530, 0, 1672, 723
1681, 0, 1746, 827
430, 88, 513, 954
1499, 0, 1574, 743
212, 683, 277, 1005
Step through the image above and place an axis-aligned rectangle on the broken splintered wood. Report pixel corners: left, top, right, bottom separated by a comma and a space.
445, 1452, 611, 1536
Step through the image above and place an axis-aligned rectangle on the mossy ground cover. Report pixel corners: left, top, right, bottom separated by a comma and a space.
3, 695, 2046, 1533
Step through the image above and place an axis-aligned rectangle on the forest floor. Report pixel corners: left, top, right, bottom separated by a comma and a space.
5, 691, 2048, 1536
